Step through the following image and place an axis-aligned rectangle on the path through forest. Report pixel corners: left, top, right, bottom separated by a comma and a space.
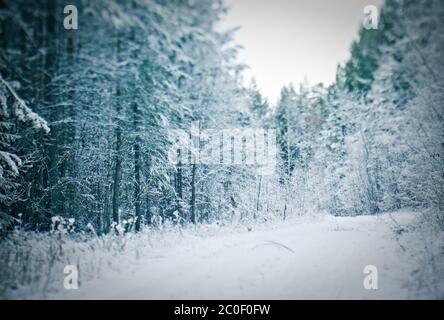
55, 212, 420, 299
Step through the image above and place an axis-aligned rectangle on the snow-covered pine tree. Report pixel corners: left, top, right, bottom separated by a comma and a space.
0, 75, 49, 230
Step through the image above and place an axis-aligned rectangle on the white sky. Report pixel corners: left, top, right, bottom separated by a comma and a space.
221, 0, 383, 104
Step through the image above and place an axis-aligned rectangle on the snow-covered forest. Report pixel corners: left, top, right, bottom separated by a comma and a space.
0, 0, 443, 299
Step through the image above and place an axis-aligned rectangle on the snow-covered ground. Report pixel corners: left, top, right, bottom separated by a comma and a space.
47, 211, 442, 300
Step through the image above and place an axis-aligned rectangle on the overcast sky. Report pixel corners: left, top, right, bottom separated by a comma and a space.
221, 0, 383, 104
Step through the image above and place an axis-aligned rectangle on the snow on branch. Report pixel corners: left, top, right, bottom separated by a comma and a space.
0, 74, 50, 134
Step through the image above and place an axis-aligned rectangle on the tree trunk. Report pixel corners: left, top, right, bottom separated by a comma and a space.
255, 175, 262, 219
176, 156, 183, 199
190, 163, 197, 223
133, 103, 142, 231
112, 34, 122, 226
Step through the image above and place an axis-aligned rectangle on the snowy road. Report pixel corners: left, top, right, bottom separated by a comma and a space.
56, 213, 419, 299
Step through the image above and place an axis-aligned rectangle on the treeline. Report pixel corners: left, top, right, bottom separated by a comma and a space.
0, 0, 278, 234
272, 0, 443, 219
1, 0, 443, 235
